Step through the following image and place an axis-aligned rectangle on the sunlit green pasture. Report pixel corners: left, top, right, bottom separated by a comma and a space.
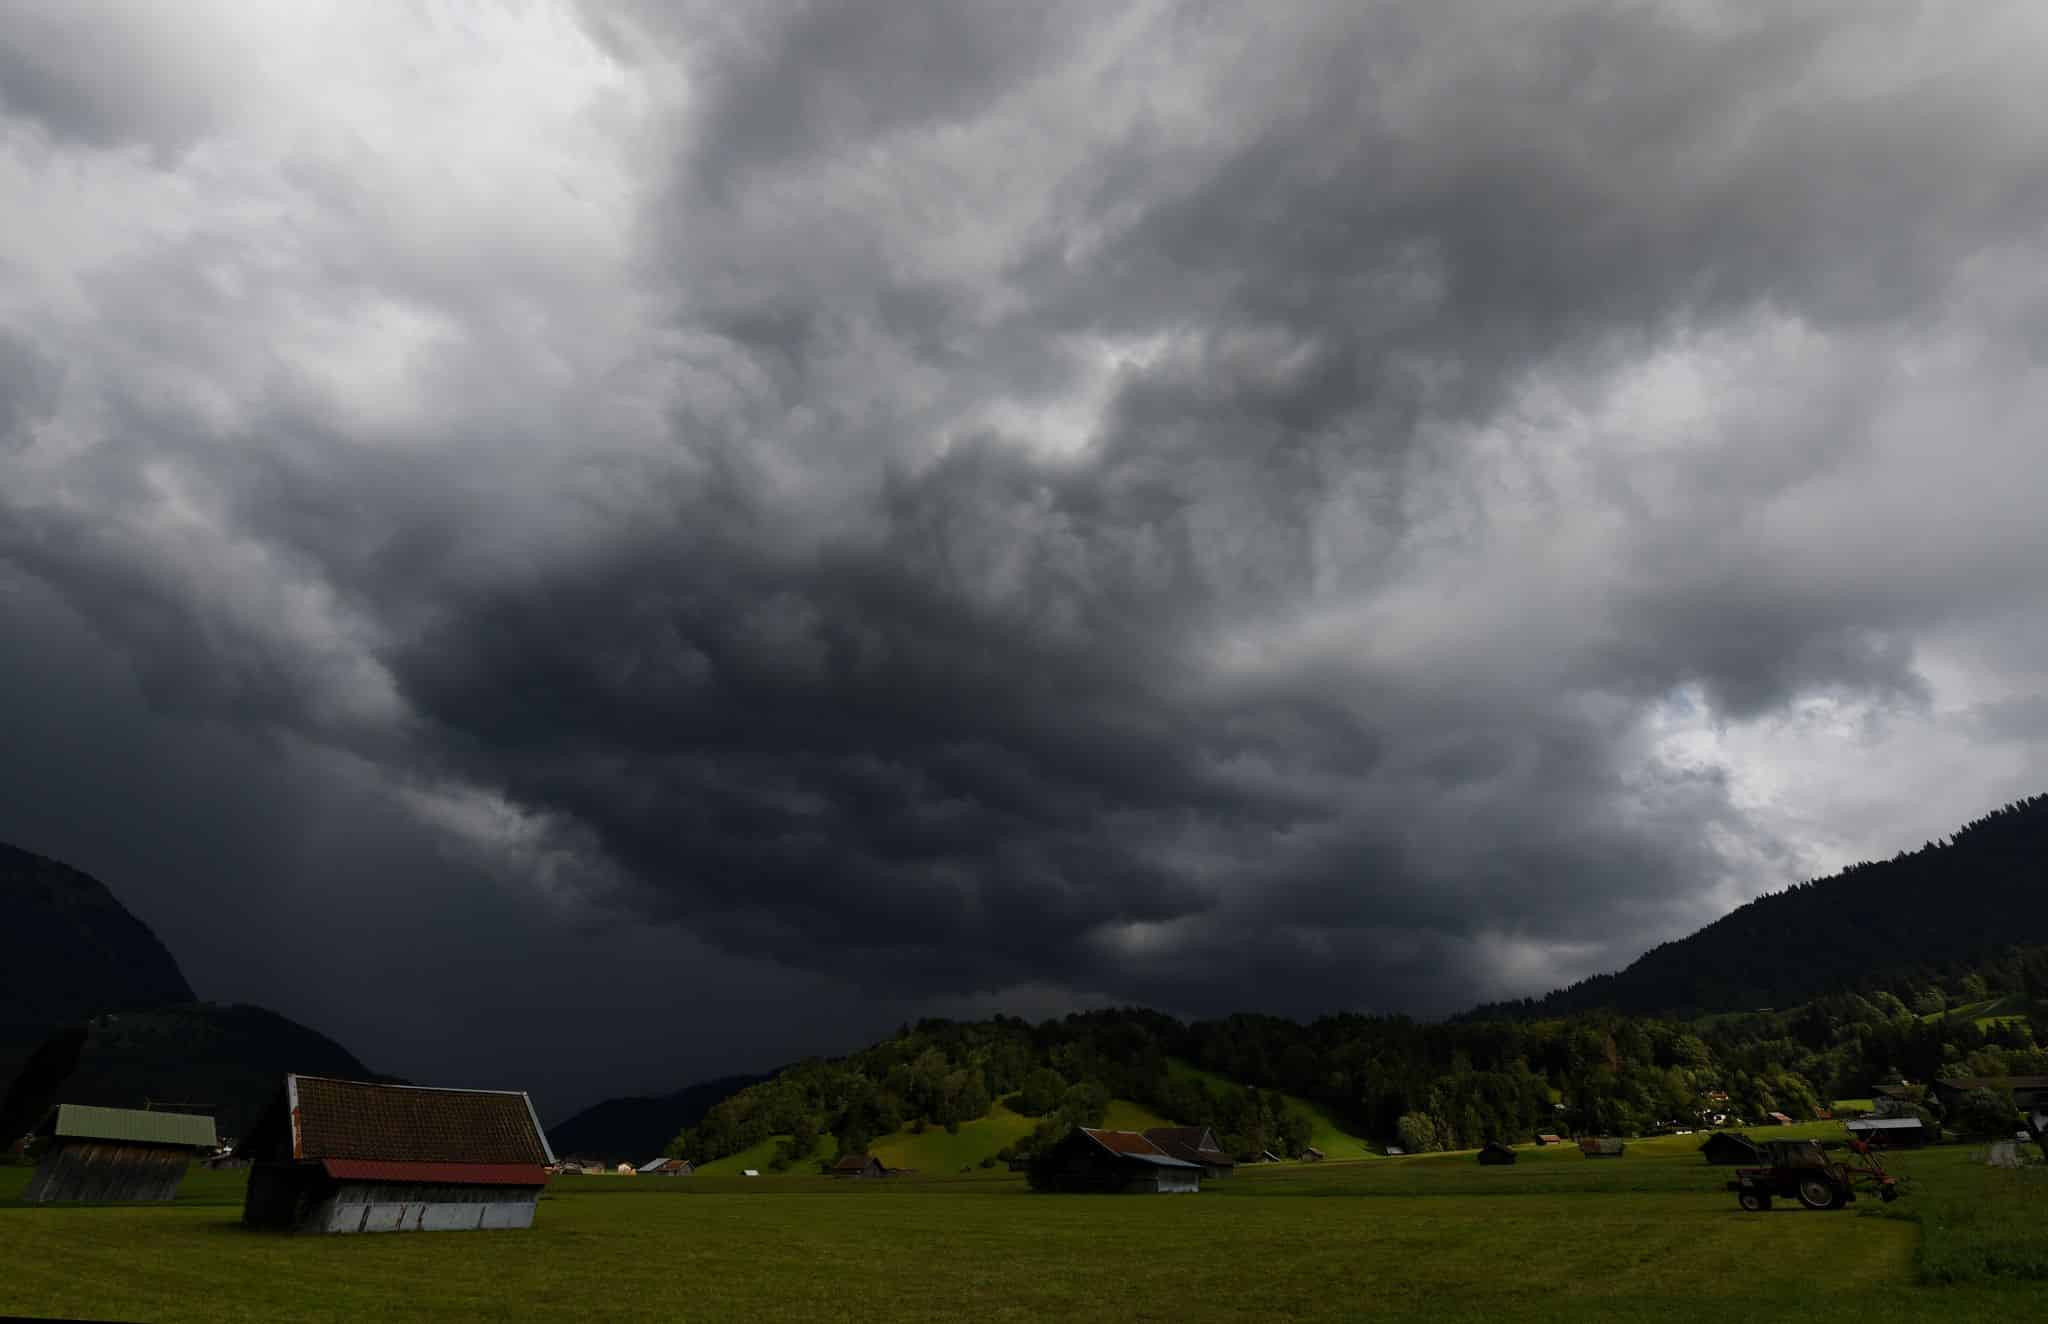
2, 1136, 2041, 1322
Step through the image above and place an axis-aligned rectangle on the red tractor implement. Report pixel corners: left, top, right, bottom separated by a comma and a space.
1728, 1138, 1902, 1211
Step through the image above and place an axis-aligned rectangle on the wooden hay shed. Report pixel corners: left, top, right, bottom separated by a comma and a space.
1143, 1126, 1236, 1177
637, 1156, 692, 1176
830, 1153, 887, 1179
1535, 1134, 1565, 1146
1477, 1142, 1516, 1165
1699, 1131, 1762, 1165
240, 1074, 553, 1234
1578, 1137, 1625, 1158
22, 1104, 218, 1203
1843, 1116, 1930, 1149
1028, 1128, 1201, 1194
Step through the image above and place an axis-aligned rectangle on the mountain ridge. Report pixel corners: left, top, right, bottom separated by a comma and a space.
1462, 792, 2048, 1021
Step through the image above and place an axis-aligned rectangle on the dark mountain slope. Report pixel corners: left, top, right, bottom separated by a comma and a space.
545, 1072, 772, 1164
0, 1001, 389, 1144
1468, 793, 2048, 1020
1, 843, 196, 1098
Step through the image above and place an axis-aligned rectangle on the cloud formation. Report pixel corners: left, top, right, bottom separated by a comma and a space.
4, 1, 2048, 1103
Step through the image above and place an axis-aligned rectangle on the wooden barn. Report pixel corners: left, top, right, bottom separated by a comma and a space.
1534, 1133, 1565, 1146
1028, 1127, 1202, 1194
830, 1154, 888, 1179
1143, 1126, 1236, 1177
637, 1157, 692, 1176
240, 1074, 553, 1234
1579, 1137, 1625, 1158
1698, 1131, 1763, 1165
1843, 1116, 1931, 1149
21, 1104, 218, 1203
1477, 1142, 1517, 1165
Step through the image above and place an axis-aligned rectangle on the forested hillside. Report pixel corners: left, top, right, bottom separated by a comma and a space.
1468, 794, 2048, 1020
675, 945, 2048, 1168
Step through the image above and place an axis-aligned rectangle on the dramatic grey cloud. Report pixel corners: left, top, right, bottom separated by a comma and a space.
3, 0, 2047, 1111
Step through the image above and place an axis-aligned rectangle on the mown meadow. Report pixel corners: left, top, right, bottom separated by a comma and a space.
2, 1132, 2041, 1323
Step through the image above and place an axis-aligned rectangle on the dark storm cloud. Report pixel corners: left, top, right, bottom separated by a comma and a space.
4, 0, 2048, 1096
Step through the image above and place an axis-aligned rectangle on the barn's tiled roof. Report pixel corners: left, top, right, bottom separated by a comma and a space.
1080, 1128, 1200, 1167
1144, 1127, 1234, 1165
290, 1076, 549, 1165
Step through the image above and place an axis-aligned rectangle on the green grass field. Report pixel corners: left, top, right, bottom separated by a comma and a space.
6, 1133, 2040, 1322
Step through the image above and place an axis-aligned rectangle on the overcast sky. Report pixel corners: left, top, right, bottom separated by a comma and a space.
3, 0, 2047, 1119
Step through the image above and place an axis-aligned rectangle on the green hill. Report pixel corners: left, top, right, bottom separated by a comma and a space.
1166, 1059, 1375, 1159
692, 1132, 824, 1176
869, 1101, 1037, 1173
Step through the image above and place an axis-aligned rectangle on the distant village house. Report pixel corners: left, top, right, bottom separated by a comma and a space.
637, 1157, 692, 1176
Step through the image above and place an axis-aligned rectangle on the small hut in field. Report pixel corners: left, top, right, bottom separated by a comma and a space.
1578, 1137, 1625, 1158
1143, 1127, 1236, 1177
1298, 1145, 1325, 1162
240, 1075, 553, 1233
1028, 1128, 1201, 1193
21, 1104, 218, 1203
1535, 1133, 1564, 1146
1477, 1142, 1517, 1165
1699, 1131, 1762, 1165
830, 1154, 887, 1179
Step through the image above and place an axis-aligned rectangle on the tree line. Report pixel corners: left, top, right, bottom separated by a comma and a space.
671, 943, 2048, 1167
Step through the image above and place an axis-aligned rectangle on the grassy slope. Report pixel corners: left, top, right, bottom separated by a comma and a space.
1918, 995, 2036, 1029
1166, 1058, 1376, 1159
692, 1132, 822, 1176
4, 1137, 2042, 1322
869, 1102, 1038, 1173
697, 1098, 1174, 1177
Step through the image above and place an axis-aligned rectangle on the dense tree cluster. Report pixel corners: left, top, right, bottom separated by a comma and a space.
672, 945, 2048, 1166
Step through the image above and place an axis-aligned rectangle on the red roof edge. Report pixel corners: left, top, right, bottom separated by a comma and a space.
319, 1159, 550, 1186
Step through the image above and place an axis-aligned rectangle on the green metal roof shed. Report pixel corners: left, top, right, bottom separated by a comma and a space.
23, 1104, 218, 1203
38, 1104, 218, 1150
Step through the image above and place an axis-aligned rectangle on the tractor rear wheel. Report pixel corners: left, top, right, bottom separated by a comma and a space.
1738, 1190, 1771, 1212
1796, 1178, 1841, 1210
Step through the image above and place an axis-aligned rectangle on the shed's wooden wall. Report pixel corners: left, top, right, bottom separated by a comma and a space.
22, 1142, 192, 1203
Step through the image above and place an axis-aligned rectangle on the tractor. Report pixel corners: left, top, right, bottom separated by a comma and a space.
1727, 1138, 1902, 1211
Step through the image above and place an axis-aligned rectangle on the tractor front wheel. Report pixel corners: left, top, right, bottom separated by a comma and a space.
1796, 1178, 1842, 1210
1738, 1190, 1771, 1212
